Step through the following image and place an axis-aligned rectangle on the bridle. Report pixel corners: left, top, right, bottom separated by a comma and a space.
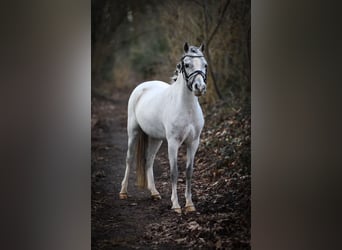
180, 55, 207, 92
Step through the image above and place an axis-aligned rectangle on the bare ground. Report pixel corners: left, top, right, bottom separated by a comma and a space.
91, 88, 250, 249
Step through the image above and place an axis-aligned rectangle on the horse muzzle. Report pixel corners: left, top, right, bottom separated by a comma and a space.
193, 82, 206, 96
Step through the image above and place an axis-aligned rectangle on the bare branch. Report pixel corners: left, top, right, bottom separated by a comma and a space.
207, 0, 231, 47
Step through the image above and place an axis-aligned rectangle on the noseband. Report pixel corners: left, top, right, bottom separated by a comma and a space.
180, 55, 207, 91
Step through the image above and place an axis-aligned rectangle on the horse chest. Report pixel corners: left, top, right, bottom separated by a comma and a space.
167, 110, 204, 143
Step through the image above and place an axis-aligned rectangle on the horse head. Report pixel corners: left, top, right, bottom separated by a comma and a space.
181, 42, 208, 96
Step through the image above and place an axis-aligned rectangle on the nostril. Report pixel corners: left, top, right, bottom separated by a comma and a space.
194, 83, 199, 90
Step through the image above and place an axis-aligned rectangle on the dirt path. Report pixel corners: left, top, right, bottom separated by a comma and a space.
91, 89, 178, 249
91, 88, 250, 249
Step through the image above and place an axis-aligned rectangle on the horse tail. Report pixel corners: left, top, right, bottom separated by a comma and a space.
136, 128, 148, 189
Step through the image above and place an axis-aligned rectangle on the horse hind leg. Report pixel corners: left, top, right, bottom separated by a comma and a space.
119, 124, 139, 199
146, 137, 163, 200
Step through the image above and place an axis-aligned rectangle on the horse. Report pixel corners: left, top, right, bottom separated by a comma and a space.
119, 42, 207, 213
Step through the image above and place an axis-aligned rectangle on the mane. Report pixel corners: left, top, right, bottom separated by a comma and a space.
170, 45, 204, 84
170, 63, 181, 83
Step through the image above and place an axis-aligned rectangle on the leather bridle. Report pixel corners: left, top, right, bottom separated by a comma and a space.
180, 55, 207, 92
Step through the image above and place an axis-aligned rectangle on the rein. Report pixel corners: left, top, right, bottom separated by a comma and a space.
180, 55, 207, 91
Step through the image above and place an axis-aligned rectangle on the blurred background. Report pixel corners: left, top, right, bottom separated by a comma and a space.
92, 0, 250, 106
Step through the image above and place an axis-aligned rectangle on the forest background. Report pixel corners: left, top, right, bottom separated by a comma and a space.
92, 0, 250, 107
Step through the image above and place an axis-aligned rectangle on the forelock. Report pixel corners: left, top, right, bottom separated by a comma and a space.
184, 46, 203, 57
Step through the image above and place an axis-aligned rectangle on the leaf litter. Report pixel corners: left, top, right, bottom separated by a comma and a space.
92, 92, 250, 249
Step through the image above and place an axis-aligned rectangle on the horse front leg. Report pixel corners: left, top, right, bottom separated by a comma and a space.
185, 139, 199, 212
167, 139, 181, 213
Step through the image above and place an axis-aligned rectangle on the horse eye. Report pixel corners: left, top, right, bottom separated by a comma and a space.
185, 63, 190, 68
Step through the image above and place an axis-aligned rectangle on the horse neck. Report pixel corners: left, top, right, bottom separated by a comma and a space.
170, 74, 198, 107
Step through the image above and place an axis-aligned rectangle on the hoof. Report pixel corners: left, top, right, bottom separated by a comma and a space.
119, 192, 128, 200
151, 194, 161, 200
185, 205, 196, 213
173, 208, 182, 214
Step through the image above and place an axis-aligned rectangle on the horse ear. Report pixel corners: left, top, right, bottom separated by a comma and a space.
184, 42, 189, 53
199, 43, 205, 52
